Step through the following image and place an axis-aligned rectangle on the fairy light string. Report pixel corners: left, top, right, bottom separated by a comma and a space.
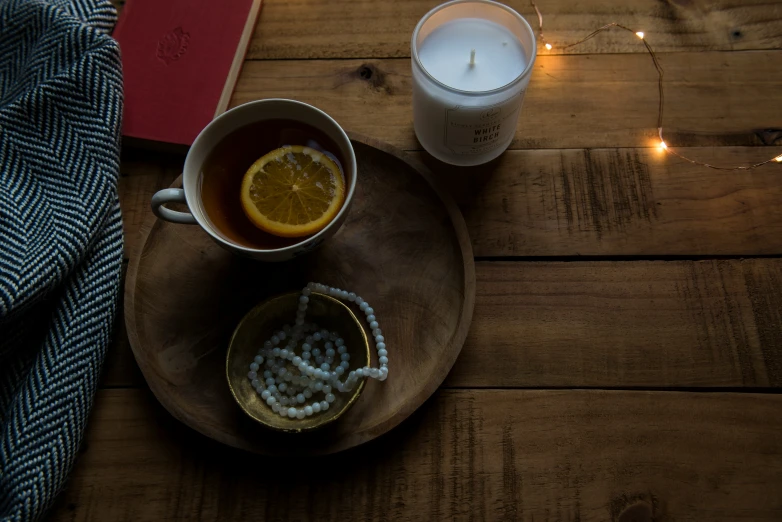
529, 0, 782, 171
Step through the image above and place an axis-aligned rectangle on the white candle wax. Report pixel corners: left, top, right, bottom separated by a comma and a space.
418, 18, 526, 92
411, 0, 536, 166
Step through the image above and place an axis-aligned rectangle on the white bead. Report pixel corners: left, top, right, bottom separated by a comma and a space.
302, 343, 311, 352
376, 335, 385, 343
340, 361, 350, 370
367, 321, 378, 330
341, 290, 350, 300
261, 390, 271, 400
337, 345, 347, 354
300, 296, 309, 304
287, 407, 297, 418
320, 363, 330, 371
379, 367, 388, 381
296, 394, 305, 403
272, 403, 281, 412
264, 340, 273, 349
341, 353, 350, 361
379, 356, 388, 365
304, 389, 312, 398
267, 385, 277, 393
356, 297, 364, 305
323, 385, 331, 394
325, 393, 336, 403
348, 292, 356, 301
263, 371, 273, 379
335, 366, 344, 375
303, 287, 312, 296
312, 348, 321, 357
320, 401, 329, 411
247, 371, 257, 379
251, 379, 260, 388
365, 307, 374, 315
283, 373, 292, 382
312, 402, 321, 413
378, 348, 387, 357
313, 332, 322, 342
335, 338, 344, 347
272, 347, 281, 356
359, 302, 369, 311
366, 315, 376, 323
279, 409, 287, 417
302, 352, 311, 360
369, 368, 380, 378
278, 383, 287, 392
326, 348, 336, 357
292, 356, 302, 365
280, 349, 289, 359
272, 335, 281, 345
254, 355, 264, 364
277, 367, 287, 376
280, 397, 289, 406
304, 405, 314, 416
278, 331, 286, 340
266, 396, 277, 406
314, 382, 324, 391
296, 409, 306, 419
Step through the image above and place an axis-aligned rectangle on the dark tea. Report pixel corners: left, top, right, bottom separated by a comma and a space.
200, 119, 347, 249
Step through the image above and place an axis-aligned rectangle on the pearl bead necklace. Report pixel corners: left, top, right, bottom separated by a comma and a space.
247, 282, 389, 419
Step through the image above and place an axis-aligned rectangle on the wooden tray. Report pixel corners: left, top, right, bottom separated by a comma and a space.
125, 135, 475, 454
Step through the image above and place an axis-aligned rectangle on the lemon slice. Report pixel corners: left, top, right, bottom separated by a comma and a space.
240, 145, 345, 238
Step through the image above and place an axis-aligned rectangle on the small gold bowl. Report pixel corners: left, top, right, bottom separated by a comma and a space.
226, 292, 369, 433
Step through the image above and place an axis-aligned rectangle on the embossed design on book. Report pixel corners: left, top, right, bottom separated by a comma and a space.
157, 27, 190, 65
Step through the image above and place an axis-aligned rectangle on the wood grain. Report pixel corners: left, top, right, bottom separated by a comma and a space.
441, 147, 782, 257
106, 258, 782, 389
449, 259, 782, 388
247, 0, 782, 59
124, 137, 475, 453
230, 52, 782, 151
50, 388, 782, 521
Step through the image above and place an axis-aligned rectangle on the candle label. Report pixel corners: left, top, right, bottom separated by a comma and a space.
444, 91, 524, 155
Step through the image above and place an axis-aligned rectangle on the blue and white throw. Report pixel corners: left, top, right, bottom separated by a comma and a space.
0, 0, 123, 519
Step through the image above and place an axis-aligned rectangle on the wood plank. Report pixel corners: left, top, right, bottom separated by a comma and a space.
441, 147, 782, 257
449, 259, 782, 388
247, 0, 782, 59
229, 52, 782, 150
49, 388, 782, 521
103, 258, 782, 389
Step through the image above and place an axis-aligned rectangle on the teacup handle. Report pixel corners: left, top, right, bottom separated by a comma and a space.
151, 188, 198, 225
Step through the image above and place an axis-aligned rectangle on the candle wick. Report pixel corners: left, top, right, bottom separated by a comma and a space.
469, 48, 476, 67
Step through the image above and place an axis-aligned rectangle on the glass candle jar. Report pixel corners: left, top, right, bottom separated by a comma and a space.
411, 0, 537, 166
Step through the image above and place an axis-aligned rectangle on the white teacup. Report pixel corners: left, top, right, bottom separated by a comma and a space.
150, 99, 357, 262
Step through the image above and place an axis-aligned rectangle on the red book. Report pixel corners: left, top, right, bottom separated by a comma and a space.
114, 0, 263, 147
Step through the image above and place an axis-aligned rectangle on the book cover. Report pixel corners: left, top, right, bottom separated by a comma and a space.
114, 0, 262, 147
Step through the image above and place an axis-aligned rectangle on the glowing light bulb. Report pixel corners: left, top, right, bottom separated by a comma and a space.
775, 154, 782, 162
636, 31, 645, 39
658, 140, 668, 151
545, 43, 552, 50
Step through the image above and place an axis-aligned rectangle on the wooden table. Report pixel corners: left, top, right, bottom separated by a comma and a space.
49, 0, 782, 520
